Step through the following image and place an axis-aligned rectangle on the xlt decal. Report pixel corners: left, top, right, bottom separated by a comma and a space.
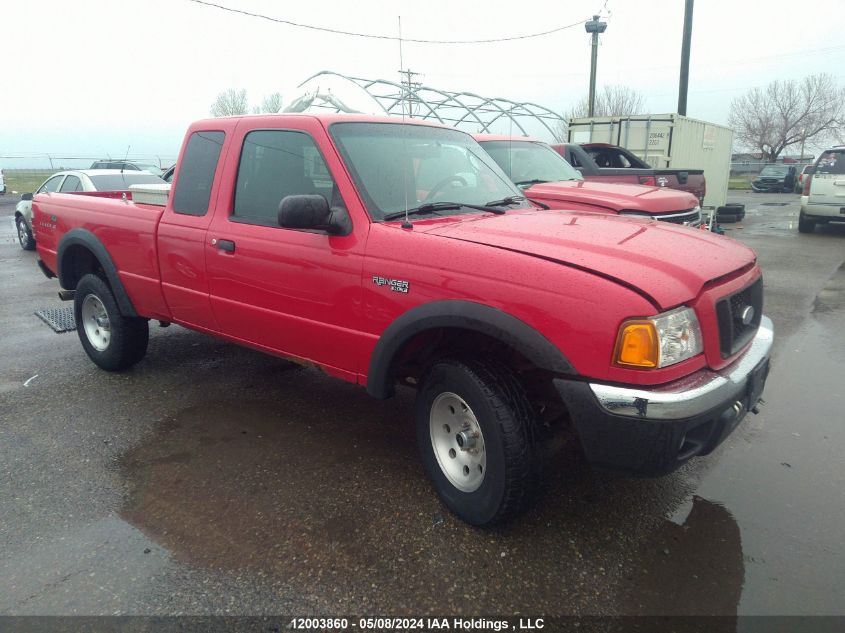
372, 275, 409, 293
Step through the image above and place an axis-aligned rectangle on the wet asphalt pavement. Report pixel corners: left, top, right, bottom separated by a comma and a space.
1, 191, 843, 617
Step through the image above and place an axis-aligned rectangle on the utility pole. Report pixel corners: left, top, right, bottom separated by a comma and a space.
677, 0, 694, 115
585, 15, 607, 117
398, 68, 422, 117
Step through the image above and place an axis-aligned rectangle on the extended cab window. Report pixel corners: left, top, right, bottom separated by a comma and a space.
233, 130, 339, 226
172, 131, 225, 216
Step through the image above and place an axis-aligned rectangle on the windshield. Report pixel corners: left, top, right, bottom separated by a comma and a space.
480, 140, 583, 185
89, 173, 166, 190
329, 122, 528, 221
132, 163, 164, 176
760, 165, 789, 176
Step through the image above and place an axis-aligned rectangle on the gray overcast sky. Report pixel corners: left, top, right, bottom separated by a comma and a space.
2, 0, 844, 166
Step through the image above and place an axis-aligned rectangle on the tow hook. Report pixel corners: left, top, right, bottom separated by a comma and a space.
751, 398, 765, 415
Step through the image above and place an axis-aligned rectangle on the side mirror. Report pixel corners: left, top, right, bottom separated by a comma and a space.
21, 193, 33, 201
277, 194, 351, 235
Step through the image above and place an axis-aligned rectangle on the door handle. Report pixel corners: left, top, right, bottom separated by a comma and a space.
212, 238, 236, 253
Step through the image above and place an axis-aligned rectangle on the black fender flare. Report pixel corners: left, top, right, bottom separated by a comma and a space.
56, 228, 138, 317
366, 300, 575, 399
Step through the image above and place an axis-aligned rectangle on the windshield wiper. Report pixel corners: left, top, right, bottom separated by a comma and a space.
513, 179, 550, 187
382, 201, 505, 222
484, 195, 525, 207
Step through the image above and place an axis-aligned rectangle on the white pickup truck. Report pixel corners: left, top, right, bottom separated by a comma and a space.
800, 147, 845, 233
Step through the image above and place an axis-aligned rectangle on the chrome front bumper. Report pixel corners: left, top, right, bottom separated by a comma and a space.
589, 316, 774, 420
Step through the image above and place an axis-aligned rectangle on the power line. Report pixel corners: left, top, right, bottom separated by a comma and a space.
185, 0, 590, 44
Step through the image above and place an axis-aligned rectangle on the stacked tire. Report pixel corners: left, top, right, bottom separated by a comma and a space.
715, 203, 745, 224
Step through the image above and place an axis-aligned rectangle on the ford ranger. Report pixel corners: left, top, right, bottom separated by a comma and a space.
476, 135, 702, 227
34, 114, 772, 526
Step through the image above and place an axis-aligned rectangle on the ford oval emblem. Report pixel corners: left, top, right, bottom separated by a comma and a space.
740, 306, 755, 326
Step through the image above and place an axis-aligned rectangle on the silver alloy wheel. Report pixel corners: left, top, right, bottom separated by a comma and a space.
81, 294, 111, 352
17, 219, 28, 246
429, 392, 486, 492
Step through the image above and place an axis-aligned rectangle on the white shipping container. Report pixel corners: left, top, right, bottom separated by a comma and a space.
567, 114, 733, 209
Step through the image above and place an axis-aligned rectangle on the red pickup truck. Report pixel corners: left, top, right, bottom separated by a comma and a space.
552, 142, 707, 203
475, 135, 702, 227
34, 114, 772, 526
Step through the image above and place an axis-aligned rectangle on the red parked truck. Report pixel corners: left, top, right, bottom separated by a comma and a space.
33, 114, 772, 526
476, 135, 702, 226
552, 142, 706, 204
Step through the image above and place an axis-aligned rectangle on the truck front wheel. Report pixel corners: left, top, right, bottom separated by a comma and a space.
16, 217, 35, 251
74, 274, 149, 371
415, 358, 542, 526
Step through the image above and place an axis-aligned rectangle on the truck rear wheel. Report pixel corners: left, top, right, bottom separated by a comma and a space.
415, 358, 542, 526
798, 211, 816, 234
74, 274, 149, 371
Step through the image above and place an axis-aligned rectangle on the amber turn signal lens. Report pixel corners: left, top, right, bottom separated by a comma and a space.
615, 321, 659, 368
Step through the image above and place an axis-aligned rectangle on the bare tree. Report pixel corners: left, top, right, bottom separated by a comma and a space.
555, 85, 646, 140
729, 74, 845, 161
253, 92, 283, 114
210, 88, 249, 117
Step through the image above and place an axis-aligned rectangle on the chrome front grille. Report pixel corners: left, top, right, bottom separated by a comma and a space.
655, 208, 701, 227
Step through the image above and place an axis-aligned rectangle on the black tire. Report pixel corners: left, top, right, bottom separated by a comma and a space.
74, 274, 149, 371
798, 211, 816, 234
415, 357, 542, 526
16, 216, 35, 251
716, 204, 743, 223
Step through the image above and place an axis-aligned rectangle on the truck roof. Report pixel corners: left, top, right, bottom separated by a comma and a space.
191, 112, 458, 130
473, 133, 544, 143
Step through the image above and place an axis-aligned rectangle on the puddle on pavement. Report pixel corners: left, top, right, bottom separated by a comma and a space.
616, 496, 744, 617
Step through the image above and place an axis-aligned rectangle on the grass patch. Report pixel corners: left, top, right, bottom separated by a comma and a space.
3, 170, 55, 195
729, 176, 754, 190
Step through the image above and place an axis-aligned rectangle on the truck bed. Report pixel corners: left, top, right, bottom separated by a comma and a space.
552, 143, 706, 203
33, 192, 170, 321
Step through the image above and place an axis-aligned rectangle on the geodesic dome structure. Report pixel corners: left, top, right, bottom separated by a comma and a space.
285, 71, 565, 141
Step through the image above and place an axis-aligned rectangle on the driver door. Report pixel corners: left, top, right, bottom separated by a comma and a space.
205, 118, 368, 379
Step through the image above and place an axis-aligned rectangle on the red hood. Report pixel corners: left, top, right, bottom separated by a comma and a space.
419, 210, 756, 309
527, 180, 698, 214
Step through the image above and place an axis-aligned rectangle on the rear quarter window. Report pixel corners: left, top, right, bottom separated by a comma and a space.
816, 150, 845, 174
172, 131, 226, 216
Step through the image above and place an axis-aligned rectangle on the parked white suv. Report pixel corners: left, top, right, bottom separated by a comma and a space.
799, 147, 845, 233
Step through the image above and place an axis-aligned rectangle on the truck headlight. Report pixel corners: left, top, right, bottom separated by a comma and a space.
614, 307, 703, 368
